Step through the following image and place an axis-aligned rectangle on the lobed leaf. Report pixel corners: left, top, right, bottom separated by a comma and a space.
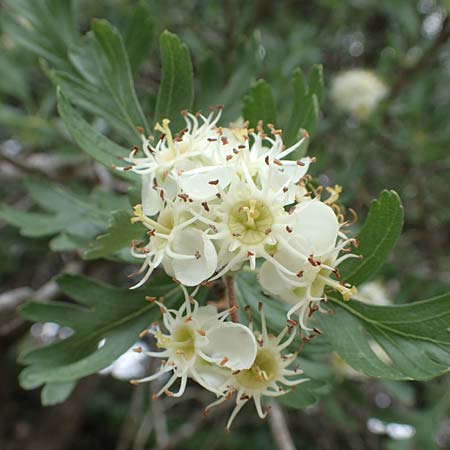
243, 79, 277, 130
316, 294, 450, 380
41, 381, 76, 406
0, 179, 129, 251
18, 274, 182, 390
340, 190, 404, 286
285, 65, 323, 146
91, 19, 149, 136
84, 210, 145, 260
155, 30, 194, 131
57, 89, 135, 179
124, 3, 154, 76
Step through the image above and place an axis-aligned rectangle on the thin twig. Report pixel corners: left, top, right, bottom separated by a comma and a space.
268, 401, 297, 450
132, 398, 154, 450
224, 275, 239, 322
115, 384, 146, 450
150, 363, 169, 448
149, 403, 229, 450
0, 287, 33, 312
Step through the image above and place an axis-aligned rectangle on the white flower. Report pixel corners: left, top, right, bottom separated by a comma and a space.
130, 291, 257, 397
258, 194, 360, 329
118, 108, 242, 216
204, 304, 307, 429
331, 69, 388, 120
129, 203, 217, 287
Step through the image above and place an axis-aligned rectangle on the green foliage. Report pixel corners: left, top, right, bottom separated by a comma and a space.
0, 179, 129, 250
315, 293, 450, 380
41, 381, 76, 406
18, 274, 181, 389
85, 210, 145, 260
340, 190, 404, 286
57, 90, 134, 179
243, 79, 277, 129
2, 0, 78, 68
53, 21, 148, 142
154, 30, 194, 131
285, 66, 323, 146
90, 19, 149, 134
236, 271, 450, 382
1, 1, 450, 445
123, 3, 154, 76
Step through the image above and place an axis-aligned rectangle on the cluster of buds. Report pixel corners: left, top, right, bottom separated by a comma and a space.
119, 108, 359, 328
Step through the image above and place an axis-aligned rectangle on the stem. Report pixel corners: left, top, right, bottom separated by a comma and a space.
268, 401, 297, 450
224, 275, 239, 322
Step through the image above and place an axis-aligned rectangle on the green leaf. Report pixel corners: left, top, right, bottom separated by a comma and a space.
18, 274, 182, 389
0, 179, 128, 249
155, 30, 194, 131
340, 190, 404, 286
57, 89, 135, 179
315, 293, 450, 380
242, 79, 277, 129
285, 67, 321, 146
3, 0, 78, 68
91, 19, 149, 136
278, 358, 333, 409
124, 3, 154, 76
85, 210, 145, 260
308, 64, 324, 103
41, 381, 76, 406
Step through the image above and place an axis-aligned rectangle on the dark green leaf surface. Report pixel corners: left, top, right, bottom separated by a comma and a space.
285, 67, 322, 145
316, 294, 450, 380
19, 274, 182, 389
41, 381, 76, 406
84, 210, 145, 259
124, 3, 154, 76
243, 79, 277, 129
57, 90, 135, 179
91, 19, 148, 135
308, 64, 324, 103
155, 31, 194, 131
0, 179, 129, 249
340, 190, 404, 286
3, 0, 78, 68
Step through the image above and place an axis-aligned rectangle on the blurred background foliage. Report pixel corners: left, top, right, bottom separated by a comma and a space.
0, 1, 450, 450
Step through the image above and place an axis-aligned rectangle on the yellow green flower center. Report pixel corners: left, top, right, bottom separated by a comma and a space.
236, 347, 279, 389
228, 199, 273, 245
158, 324, 197, 361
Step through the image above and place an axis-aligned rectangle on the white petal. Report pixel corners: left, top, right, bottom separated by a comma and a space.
141, 173, 162, 216
193, 361, 231, 393
170, 228, 218, 286
195, 305, 219, 328
294, 200, 339, 255
258, 261, 290, 296
202, 322, 257, 370
178, 166, 233, 200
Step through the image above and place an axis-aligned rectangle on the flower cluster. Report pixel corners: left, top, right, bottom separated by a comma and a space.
331, 69, 388, 120
132, 290, 306, 429
119, 108, 362, 427
120, 108, 359, 328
